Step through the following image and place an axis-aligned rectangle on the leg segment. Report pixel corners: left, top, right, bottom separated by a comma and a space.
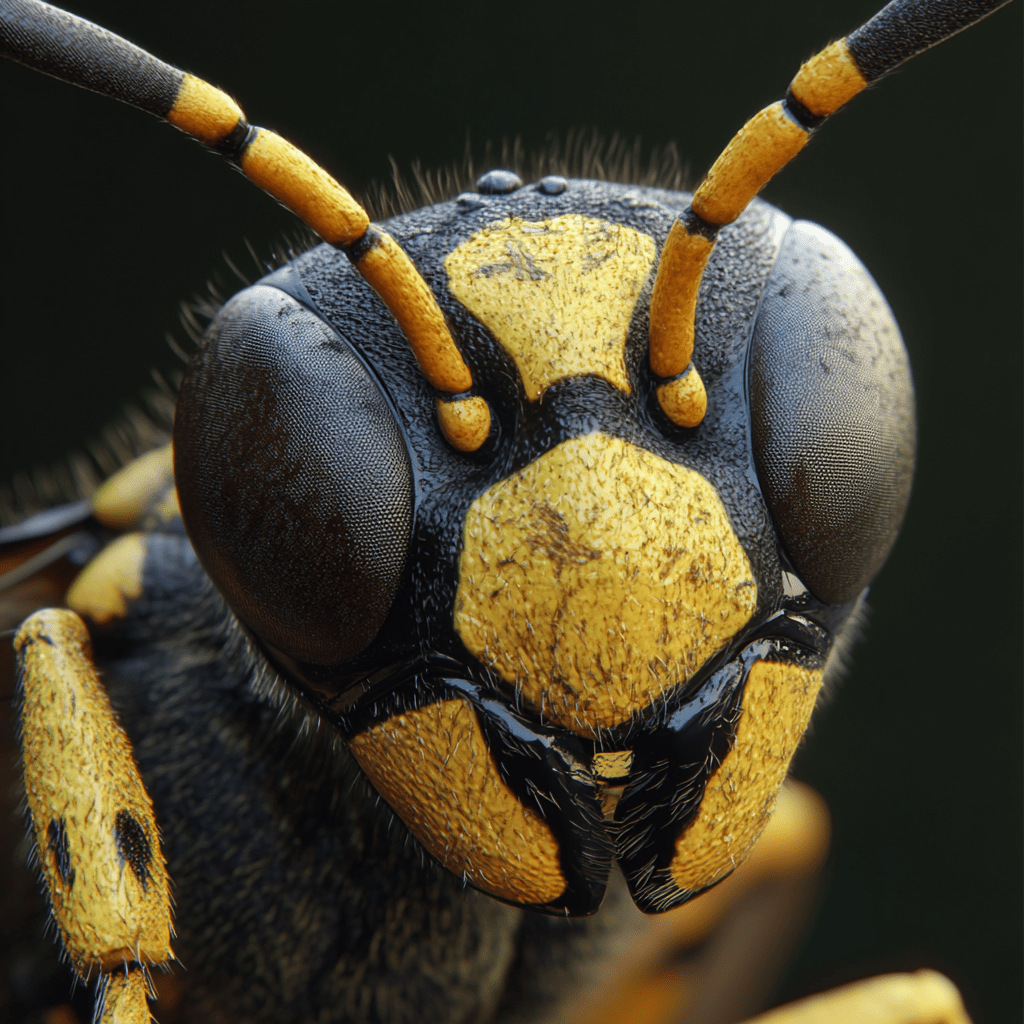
743, 969, 972, 1024
16, 608, 173, 1020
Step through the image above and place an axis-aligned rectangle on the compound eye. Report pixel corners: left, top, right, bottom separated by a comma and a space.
174, 284, 413, 664
749, 222, 916, 606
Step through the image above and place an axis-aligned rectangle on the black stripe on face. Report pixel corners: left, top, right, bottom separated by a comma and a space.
436, 677, 614, 917
613, 629, 828, 914
613, 654, 747, 912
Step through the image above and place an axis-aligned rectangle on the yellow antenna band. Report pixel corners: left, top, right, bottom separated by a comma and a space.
649, 0, 1011, 430
354, 230, 474, 394
0, 1, 489, 451
170, 83, 487, 449
690, 102, 809, 228
788, 39, 868, 118
648, 219, 714, 381
165, 72, 244, 146
649, 96, 813, 429
165, 79, 485, 445
238, 129, 371, 247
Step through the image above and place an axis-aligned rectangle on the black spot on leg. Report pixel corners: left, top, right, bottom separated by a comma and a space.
47, 817, 75, 890
114, 809, 153, 891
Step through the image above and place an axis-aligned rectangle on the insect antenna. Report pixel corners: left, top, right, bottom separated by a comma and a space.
648, 0, 1013, 428
0, 0, 493, 451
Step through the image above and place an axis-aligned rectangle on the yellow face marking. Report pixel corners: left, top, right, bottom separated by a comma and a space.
454, 433, 757, 736
348, 698, 566, 905
668, 660, 824, 893
16, 609, 173, 976
92, 445, 174, 532
67, 533, 147, 625
445, 214, 657, 400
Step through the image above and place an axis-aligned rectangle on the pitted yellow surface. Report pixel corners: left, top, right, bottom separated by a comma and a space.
166, 74, 244, 146
16, 609, 173, 976
445, 214, 656, 400
357, 229, 472, 394
692, 102, 808, 227
669, 660, 823, 893
349, 698, 566, 906
67, 533, 147, 625
97, 969, 151, 1024
454, 433, 757, 735
437, 395, 491, 452
657, 368, 707, 428
789, 38, 868, 118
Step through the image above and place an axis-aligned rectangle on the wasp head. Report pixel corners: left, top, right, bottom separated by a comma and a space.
174, 175, 914, 915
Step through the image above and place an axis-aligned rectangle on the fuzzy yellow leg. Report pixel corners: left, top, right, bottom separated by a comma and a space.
91, 445, 178, 532
15, 608, 173, 995
742, 969, 972, 1024
95, 968, 152, 1024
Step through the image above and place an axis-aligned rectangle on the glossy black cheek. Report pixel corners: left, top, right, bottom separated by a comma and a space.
173, 284, 414, 665
748, 221, 916, 606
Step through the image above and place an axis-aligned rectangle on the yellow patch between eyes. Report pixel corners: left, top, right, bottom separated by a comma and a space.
669, 660, 824, 893
445, 214, 657, 400
348, 698, 566, 905
454, 432, 757, 736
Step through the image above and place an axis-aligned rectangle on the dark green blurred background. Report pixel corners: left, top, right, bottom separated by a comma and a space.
1, 1, 1020, 1020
